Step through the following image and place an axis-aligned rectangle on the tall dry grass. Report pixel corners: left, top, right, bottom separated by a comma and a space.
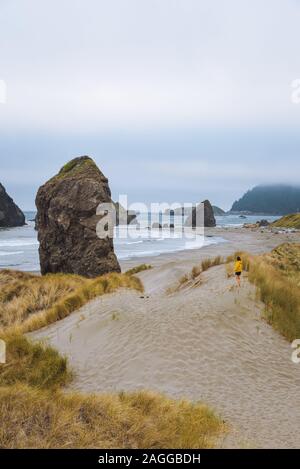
246, 244, 300, 341
201, 255, 223, 272
272, 214, 300, 230
125, 264, 152, 276
226, 244, 300, 341
170, 255, 224, 293
0, 268, 225, 448
0, 270, 143, 334
0, 333, 71, 389
0, 384, 225, 449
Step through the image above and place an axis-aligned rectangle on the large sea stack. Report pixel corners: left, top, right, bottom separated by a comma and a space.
35, 156, 120, 277
185, 200, 216, 228
0, 183, 25, 227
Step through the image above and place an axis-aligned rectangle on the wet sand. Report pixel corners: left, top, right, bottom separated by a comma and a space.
31, 227, 300, 448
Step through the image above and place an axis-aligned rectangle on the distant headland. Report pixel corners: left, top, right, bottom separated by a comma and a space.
231, 185, 300, 215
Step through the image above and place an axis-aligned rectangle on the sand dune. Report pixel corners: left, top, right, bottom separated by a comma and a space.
32, 244, 300, 448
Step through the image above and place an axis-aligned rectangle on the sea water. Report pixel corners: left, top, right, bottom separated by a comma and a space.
0, 211, 280, 272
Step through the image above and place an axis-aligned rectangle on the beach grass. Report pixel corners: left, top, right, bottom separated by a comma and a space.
125, 264, 152, 276
0, 333, 71, 389
201, 255, 223, 272
0, 383, 225, 449
230, 244, 300, 341
0, 332, 224, 448
0, 267, 225, 449
191, 265, 201, 279
170, 255, 225, 292
272, 214, 300, 230
0, 332, 225, 449
0, 269, 143, 334
247, 244, 300, 341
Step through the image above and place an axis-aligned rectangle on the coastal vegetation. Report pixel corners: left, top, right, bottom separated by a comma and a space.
246, 243, 300, 341
201, 256, 223, 272
0, 268, 224, 449
56, 155, 98, 179
169, 255, 224, 292
173, 243, 300, 342
272, 214, 300, 230
0, 383, 224, 448
0, 331, 224, 448
226, 244, 300, 341
0, 333, 71, 389
0, 269, 143, 334
125, 264, 152, 276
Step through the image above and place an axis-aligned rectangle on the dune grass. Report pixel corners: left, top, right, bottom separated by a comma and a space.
170, 255, 224, 292
175, 256, 224, 290
191, 265, 201, 279
198, 245, 300, 341
0, 267, 225, 448
125, 264, 152, 276
245, 244, 300, 341
0, 269, 143, 335
272, 214, 300, 230
0, 334, 225, 448
201, 255, 223, 272
225, 244, 300, 341
264, 243, 300, 278
0, 384, 225, 449
0, 333, 71, 389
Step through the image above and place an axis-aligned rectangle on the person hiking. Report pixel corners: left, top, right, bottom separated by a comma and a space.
234, 256, 243, 287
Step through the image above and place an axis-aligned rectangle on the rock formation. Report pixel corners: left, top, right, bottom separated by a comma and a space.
114, 202, 137, 225
0, 183, 25, 227
35, 156, 120, 277
243, 219, 270, 229
185, 200, 216, 228
212, 205, 226, 216
257, 219, 270, 227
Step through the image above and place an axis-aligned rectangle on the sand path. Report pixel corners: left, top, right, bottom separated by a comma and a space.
32, 256, 300, 448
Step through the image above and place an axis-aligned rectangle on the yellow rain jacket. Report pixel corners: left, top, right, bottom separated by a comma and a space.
234, 260, 242, 273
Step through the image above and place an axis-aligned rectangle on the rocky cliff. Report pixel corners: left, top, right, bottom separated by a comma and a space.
0, 183, 25, 227
185, 200, 216, 228
35, 156, 120, 277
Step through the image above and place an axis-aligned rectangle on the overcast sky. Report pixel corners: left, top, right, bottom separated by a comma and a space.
1, 0, 300, 210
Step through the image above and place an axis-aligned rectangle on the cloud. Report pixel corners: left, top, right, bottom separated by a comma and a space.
1, 0, 300, 132
1, 0, 300, 209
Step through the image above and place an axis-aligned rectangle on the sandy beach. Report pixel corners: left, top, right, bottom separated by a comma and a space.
120, 226, 300, 291
31, 227, 300, 448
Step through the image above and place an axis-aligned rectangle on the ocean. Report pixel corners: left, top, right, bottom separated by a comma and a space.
0, 211, 280, 272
